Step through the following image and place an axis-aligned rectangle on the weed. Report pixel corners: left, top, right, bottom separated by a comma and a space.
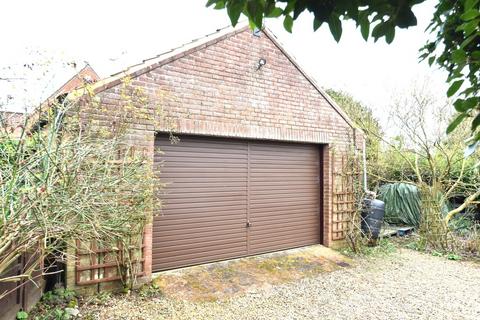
138, 283, 163, 299
341, 238, 397, 257
446, 253, 462, 261
16, 311, 28, 320
28, 288, 79, 320
431, 250, 443, 257
405, 239, 426, 251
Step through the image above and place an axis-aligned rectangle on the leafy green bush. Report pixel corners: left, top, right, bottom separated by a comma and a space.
28, 289, 79, 320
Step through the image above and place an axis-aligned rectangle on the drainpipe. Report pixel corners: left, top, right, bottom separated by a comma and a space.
362, 139, 376, 198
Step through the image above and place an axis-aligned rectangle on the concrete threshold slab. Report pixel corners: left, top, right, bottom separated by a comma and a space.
152, 244, 352, 302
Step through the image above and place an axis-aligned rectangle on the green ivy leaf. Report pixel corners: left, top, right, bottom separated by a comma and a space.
214, 0, 226, 9
472, 113, 480, 131
266, 7, 283, 18
313, 18, 322, 31
246, 0, 265, 28
459, 19, 480, 36
451, 49, 467, 64
465, 0, 480, 10
447, 113, 468, 133
453, 98, 478, 112
328, 15, 342, 42
226, 0, 245, 26
358, 11, 370, 41
460, 33, 478, 49
447, 80, 464, 97
395, 7, 417, 28
428, 56, 436, 66
460, 9, 480, 21
283, 15, 293, 33
372, 22, 390, 42
385, 27, 395, 44
206, 0, 216, 7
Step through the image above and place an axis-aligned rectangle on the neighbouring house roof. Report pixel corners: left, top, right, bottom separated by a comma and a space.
23, 64, 100, 133
69, 22, 357, 130
46, 64, 100, 102
0, 111, 26, 138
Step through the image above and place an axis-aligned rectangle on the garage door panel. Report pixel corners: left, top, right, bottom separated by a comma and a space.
249, 206, 319, 217
249, 188, 319, 197
161, 162, 248, 169
161, 200, 246, 210
154, 217, 247, 228
153, 225, 246, 238
161, 177, 247, 183
155, 205, 246, 216
250, 181, 318, 188
161, 172, 247, 179
251, 211, 319, 223
152, 230, 247, 246
154, 238, 249, 256
152, 245, 248, 265
250, 195, 320, 204
250, 190, 319, 200
160, 182, 248, 189
162, 195, 246, 204
156, 156, 248, 164
155, 250, 248, 271
154, 218, 247, 231
158, 151, 247, 159
161, 167, 247, 174
250, 229, 320, 244
159, 186, 247, 194
154, 209, 247, 219
250, 144, 317, 153
250, 230, 320, 244
162, 191, 247, 200
249, 221, 320, 234
248, 140, 321, 255
153, 135, 248, 271
153, 135, 321, 272
162, 139, 247, 149
250, 200, 319, 211
250, 238, 319, 254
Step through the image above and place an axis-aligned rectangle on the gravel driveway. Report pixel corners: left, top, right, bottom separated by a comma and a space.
80, 249, 480, 320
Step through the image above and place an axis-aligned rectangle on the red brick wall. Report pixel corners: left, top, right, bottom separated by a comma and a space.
118, 29, 355, 148
81, 27, 359, 282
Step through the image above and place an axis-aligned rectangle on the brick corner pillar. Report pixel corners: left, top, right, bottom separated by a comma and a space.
322, 144, 333, 247
143, 222, 153, 279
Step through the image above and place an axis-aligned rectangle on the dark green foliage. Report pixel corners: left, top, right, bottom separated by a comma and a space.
378, 183, 422, 227
420, 0, 480, 147
29, 289, 78, 320
326, 89, 383, 188
206, 0, 423, 42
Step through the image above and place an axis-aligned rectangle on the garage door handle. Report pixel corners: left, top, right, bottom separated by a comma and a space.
246, 221, 252, 228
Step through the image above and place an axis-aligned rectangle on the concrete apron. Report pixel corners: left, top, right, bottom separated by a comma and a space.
152, 245, 352, 302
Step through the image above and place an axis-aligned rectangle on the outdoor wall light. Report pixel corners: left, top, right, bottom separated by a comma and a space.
256, 58, 267, 70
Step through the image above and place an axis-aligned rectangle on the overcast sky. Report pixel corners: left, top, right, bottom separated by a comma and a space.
0, 0, 448, 130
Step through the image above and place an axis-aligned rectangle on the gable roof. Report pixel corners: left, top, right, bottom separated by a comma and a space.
47, 64, 100, 101
71, 22, 356, 129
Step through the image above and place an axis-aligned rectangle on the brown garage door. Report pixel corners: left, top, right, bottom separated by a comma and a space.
153, 135, 321, 272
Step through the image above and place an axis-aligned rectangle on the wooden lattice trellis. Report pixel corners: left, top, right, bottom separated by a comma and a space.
332, 153, 361, 241
75, 240, 145, 285
75, 146, 148, 286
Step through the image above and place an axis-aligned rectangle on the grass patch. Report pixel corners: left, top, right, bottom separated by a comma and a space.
400, 234, 465, 262
340, 238, 397, 258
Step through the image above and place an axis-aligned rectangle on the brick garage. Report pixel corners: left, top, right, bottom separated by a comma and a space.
67, 23, 362, 289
